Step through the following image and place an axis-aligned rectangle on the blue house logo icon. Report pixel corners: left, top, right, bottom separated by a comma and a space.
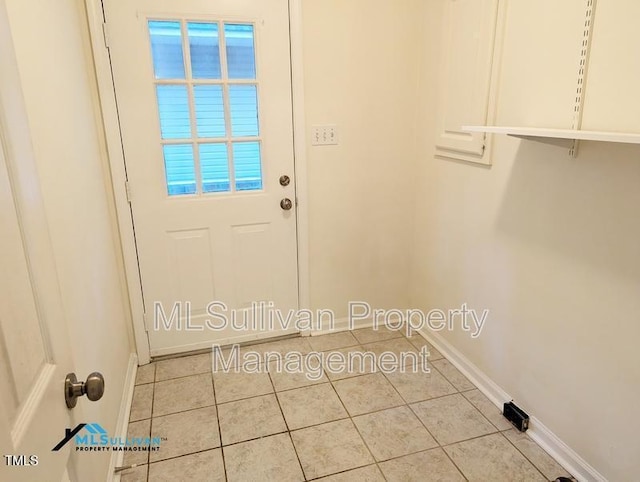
52, 423, 161, 452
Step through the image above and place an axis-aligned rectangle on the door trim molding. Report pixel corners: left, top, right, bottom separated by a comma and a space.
85, 0, 310, 361
107, 353, 137, 481
85, 0, 150, 363
289, 0, 311, 317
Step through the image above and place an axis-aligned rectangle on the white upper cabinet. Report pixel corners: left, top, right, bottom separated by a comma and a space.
435, 0, 499, 164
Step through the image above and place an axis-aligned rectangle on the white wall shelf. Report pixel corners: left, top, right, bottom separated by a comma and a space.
463, 126, 640, 145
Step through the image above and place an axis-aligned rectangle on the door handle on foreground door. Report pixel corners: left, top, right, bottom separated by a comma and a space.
280, 198, 293, 211
65, 372, 105, 408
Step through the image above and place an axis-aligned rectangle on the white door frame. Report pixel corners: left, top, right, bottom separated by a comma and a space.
85, 0, 309, 364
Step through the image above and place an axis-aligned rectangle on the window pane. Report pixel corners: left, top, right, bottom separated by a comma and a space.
163, 144, 196, 195
188, 22, 222, 79
233, 142, 262, 191
229, 85, 259, 137
194, 86, 225, 138
225, 24, 256, 79
148, 21, 185, 79
200, 144, 230, 193
156, 85, 191, 139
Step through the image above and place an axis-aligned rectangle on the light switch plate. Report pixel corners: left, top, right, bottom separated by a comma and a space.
311, 125, 339, 146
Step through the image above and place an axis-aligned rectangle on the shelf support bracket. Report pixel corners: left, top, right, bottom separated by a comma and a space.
569, 0, 598, 158
569, 139, 580, 158
508, 135, 575, 150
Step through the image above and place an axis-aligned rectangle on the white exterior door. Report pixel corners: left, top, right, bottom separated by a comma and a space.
105, 0, 299, 356
0, 4, 76, 475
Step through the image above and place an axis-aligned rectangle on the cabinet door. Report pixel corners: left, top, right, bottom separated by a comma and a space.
435, 0, 499, 163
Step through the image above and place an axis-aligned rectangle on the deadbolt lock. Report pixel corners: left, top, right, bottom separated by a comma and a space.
279, 175, 291, 187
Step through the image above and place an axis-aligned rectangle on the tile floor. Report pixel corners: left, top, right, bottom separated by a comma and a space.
120, 328, 573, 481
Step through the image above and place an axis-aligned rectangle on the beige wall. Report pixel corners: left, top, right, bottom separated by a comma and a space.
411, 1, 640, 480
4, 0, 638, 479
302, 0, 424, 317
5, 0, 133, 479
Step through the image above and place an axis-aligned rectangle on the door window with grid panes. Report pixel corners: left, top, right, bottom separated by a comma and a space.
148, 20, 262, 196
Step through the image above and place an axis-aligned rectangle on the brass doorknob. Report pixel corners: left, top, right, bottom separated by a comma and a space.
280, 198, 293, 211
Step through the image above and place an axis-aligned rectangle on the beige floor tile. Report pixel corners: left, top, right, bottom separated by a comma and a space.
411, 393, 496, 445
445, 433, 546, 481
405, 334, 444, 361
362, 337, 420, 367
379, 448, 465, 482
268, 355, 328, 391
250, 336, 313, 356
224, 433, 303, 482
148, 449, 225, 482
153, 373, 215, 417
323, 345, 377, 381
425, 343, 444, 361
119, 464, 147, 482
211, 338, 312, 371
333, 373, 404, 416
135, 363, 155, 385
385, 363, 457, 403
124, 419, 150, 466
218, 394, 287, 445
213, 369, 273, 403
277, 383, 348, 430
431, 359, 475, 391
316, 464, 385, 481
291, 419, 374, 479
353, 406, 438, 461
352, 326, 405, 344
503, 429, 572, 480
133, 335, 568, 482
155, 353, 211, 381
308, 331, 359, 352
150, 405, 220, 462
211, 343, 271, 371
129, 383, 153, 421
463, 389, 513, 430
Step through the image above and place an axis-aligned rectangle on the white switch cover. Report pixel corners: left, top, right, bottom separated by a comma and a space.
311, 125, 339, 146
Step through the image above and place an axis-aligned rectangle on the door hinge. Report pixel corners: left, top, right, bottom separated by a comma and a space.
102, 22, 110, 49
125, 181, 132, 202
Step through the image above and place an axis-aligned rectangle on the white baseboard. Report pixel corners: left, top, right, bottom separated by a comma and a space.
107, 353, 138, 482
309, 316, 378, 335
420, 329, 606, 482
